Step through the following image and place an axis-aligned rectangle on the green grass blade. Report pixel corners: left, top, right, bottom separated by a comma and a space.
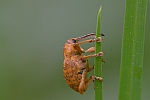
95, 6, 102, 100
119, 0, 148, 100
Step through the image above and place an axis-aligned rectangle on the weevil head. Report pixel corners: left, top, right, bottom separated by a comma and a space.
64, 38, 83, 58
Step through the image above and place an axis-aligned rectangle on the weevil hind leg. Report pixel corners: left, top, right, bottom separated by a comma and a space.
91, 76, 103, 82
78, 72, 103, 94
78, 70, 87, 94
78, 70, 95, 94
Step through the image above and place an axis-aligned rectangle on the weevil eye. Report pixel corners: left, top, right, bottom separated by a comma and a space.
67, 38, 78, 44
72, 39, 77, 43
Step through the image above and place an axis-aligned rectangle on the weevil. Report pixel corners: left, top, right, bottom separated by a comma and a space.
63, 33, 104, 94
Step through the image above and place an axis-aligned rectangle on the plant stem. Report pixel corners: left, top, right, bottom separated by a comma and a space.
95, 6, 102, 100
119, 0, 147, 100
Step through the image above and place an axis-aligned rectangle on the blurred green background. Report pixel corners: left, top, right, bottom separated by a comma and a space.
0, 0, 149, 100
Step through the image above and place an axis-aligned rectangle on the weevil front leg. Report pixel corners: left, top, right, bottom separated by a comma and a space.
84, 47, 95, 53
78, 47, 95, 53
78, 70, 103, 94
79, 46, 95, 53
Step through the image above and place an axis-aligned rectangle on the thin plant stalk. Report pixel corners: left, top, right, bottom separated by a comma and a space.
95, 6, 103, 100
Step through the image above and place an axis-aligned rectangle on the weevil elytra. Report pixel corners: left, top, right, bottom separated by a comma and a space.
63, 33, 104, 94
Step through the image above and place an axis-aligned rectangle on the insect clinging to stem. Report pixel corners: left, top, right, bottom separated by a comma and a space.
63, 32, 104, 94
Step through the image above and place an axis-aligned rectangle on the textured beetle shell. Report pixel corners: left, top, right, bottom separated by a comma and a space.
63, 55, 89, 92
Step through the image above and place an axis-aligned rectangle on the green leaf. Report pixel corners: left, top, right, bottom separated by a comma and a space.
119, 0, 148, 100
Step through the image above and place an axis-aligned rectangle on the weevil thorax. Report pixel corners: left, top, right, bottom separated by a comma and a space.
64, 38, 83, 58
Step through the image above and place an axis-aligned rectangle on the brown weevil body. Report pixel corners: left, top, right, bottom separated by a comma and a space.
63, 33, 104, 94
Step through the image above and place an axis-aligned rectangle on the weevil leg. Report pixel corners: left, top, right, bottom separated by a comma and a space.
73, 46, 99, 54
89, 76, 103, 82
84, 47, 105, 63
78, 70, 87, 94
78, 70, 103, 94
86, 63, 94, 72
84, 47, 95, 53
82, 52, 104, 60
87, 66, 94, 72
73, 44, 85, 53
102, 58, 105, 63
